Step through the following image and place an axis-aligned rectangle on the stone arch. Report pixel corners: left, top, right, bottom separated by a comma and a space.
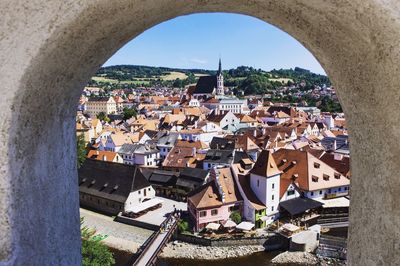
1, 0, 400, 265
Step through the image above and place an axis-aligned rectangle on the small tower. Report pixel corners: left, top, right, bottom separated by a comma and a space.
216, 58, 224, 95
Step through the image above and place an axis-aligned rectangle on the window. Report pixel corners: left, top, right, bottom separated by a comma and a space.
338, 187, 342, 192
312, 175, 319, 182
272, 195, 274, 200
211, 209, 218, 216
334, 173, 341, 179
323, 174, 330, 181
272, 183, 275, 189
199, 211, 207, 217
311, 192, 314, 196
314, 162, 320, 168
138, 190, 141, 194
271, 206, 274, 211
319, 190, 323, 195
287, 190, 295, 196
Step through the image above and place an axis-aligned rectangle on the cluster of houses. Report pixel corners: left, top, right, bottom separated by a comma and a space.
77, 60, 350, 232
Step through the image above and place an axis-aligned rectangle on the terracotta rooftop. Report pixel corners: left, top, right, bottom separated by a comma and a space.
250, 150, 281, 177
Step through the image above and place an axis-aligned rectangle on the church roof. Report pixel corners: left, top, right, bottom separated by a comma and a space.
193, 75, 217, 94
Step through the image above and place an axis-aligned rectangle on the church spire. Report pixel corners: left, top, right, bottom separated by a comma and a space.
218, 57, 222, 75
216, 57, 224, 95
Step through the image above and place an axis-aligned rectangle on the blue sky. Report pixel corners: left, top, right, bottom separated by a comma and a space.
104, 13, 326, 75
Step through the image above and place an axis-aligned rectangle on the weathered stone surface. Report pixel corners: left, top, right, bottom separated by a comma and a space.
0, 0, 400, 265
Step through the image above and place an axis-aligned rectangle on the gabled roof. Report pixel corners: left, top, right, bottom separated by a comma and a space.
145, 169, 178, 186
88, 96, 112, 102
224, 135, 260, 151
188, 167, 242, 209
206, 110, 231, 123
157, 132, 179, 146
176, 140, 209, 149
78, 159, 150, 204
193, 76, 217, 94
118, 143, 158, 155
210, 137, 236, 150
87, 150, 119, 162
180, 167, 209, 181
250, 150, 281, 177
267, 106, 296, 117
204, 149, 234, 164
162, 146, 201, 168
214, 167, 243, 204
272, 149, 349, 193
279, 197, 323, 216
319, 153, 350, 177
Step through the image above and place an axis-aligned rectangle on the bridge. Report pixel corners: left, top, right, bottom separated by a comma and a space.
130, 214, 178, 266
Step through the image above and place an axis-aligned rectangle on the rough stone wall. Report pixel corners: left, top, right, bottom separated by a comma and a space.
0, 0, 400, 265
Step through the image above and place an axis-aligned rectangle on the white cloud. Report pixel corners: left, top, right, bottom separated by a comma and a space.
189, 58, 207, 65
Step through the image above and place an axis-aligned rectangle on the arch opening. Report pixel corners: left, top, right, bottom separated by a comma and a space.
78, 12, 346, 265
2, 1, 400, 265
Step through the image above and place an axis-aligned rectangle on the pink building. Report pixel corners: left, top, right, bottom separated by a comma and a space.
188, 167, 243, 231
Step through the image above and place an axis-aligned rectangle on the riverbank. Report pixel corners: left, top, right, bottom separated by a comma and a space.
80, 208, 153, 253
271, 251, 347, 266
160, 241, 265, 260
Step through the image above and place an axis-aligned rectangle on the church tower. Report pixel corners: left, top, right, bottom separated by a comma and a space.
216, 58, 224, 95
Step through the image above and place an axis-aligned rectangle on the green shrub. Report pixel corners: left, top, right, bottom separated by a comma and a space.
229, 211, 242, 224
81, 218, 115, 266
177, 220, 189, 233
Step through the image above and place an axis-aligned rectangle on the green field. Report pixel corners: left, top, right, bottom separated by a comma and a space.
268, 77, 293, 84
160, 71, 188, 80
92, 76, 150, 85
92, 71, 188, 84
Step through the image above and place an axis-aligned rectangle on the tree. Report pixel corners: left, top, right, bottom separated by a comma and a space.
97, 112, 106, 121
122, 107, 137, 120
177, 219, 189, 233
77, 134, 87, 168
229, 211, 242, 224
81, 218, 115, 266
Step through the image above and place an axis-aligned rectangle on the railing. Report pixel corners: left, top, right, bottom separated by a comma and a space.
131, 214, 178, 266
318, 216, 348, 224
317, 235, 347, 260
145, 217, 178, 265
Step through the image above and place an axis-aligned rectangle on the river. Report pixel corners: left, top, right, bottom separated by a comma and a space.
112, 227, 348, 266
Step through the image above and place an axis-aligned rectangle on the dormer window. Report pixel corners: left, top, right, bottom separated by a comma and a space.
314, 162, 320, 169
323, 174, 330, 181
334, 173, 341, 179
312, 175, 319, 182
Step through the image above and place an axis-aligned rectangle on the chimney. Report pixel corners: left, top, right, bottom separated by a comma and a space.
102, 155, 107, 161
334, 153, 343, 161
192, 147, 197, 156
332, 139, 337, 150
262, 127, 266, 135
96, 150, 99, 155
253, 129, 257, 138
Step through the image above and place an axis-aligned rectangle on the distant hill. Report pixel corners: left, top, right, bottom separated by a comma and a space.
89, 64, 330, 93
